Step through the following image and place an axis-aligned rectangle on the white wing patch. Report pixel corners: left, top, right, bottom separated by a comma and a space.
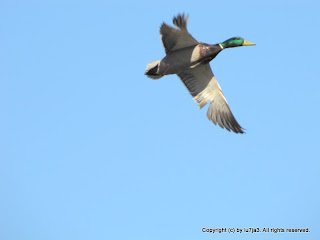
177, 64, 244, 133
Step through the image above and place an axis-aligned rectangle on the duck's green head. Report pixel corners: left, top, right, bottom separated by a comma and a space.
220, 37, 255, 49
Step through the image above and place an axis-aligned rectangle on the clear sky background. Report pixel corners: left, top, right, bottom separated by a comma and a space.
1, 1, 319, 240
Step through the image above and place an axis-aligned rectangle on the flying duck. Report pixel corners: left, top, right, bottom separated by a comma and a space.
145, 14, 255, 134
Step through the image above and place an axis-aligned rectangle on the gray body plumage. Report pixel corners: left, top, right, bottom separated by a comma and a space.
158, 46, 197, 74
145, 14, 245, 134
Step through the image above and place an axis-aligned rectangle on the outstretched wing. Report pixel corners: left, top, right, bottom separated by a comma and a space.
160, 14, 199, 54
177, 64, 245, 134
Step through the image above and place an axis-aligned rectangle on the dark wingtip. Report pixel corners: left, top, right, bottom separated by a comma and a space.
236, 127, 246, 134
173, 13, 189, 29
207, 107, 246, 134
228, 118, 245, 134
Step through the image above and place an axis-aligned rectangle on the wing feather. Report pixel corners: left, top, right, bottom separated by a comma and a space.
160, 14, 198, 54
177, 64, 245, 134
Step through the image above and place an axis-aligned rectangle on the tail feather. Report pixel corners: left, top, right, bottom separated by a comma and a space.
145, 60, 162, 79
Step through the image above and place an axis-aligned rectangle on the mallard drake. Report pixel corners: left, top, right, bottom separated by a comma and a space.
145, 14, 255, 134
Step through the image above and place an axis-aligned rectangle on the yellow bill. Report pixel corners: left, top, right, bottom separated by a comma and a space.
243, 40, 256, 46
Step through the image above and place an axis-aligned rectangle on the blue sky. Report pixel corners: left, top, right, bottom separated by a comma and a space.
1, 1, 319, 240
